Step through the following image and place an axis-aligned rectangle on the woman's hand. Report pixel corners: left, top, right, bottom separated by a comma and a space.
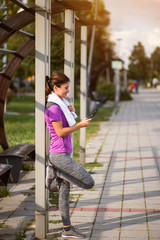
68, 104, 75, 112
78, 118, 92, 128
52, 118, 92, 137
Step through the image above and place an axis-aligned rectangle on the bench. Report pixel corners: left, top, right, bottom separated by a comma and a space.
88, 91, 108, 116
0, 164, 12, 188
0, 144, 35, 183
91, 91, 108, 105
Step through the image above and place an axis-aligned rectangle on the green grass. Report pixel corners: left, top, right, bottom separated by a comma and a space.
22, 163, 35, 171
49, 220, 63, 224
0, 187, 10, 198
7, 95, 35, 114
1, 95, 114, 161
49, 192, 81, 207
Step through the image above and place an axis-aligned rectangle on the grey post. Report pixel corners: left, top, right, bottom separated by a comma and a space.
80, 26, 87, 165
114, 69, 120, 106
123, 69, 127, 90
35, 0, 51, 238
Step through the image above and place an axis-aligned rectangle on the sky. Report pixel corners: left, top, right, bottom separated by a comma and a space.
104, 0, 160, 68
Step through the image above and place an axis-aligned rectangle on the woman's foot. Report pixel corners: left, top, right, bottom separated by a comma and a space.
62, 226, 86, 239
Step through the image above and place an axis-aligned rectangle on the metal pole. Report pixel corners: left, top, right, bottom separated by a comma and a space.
114, 69, 120, 106
80, 26, 87, 165
87, 0, 99, 86
35, 0, 51, 238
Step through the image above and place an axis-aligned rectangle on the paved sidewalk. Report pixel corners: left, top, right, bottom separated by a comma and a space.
0, 88, 160, 240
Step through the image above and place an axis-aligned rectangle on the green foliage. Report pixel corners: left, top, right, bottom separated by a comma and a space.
14, 219, 25, 240
151, 47, 160, 78
120, 90, 132, 101
0, 1, 19, 21
3, 95, 114, 162
22, 192, 32, 197
0, 221, 12, 228
83, 162, 103, 170
7, 95, 35, 114
49, 220, 62, 224
49, 192, 59, 207
7, 22, 35, 79
0, 187, 10, 198
97, 77, 115, 100
4, 95, 35, 147
22, 164, 35, 171
51, 32, 64, 72
4, 114, 35, 147
49, 191, 81, 207
128, 42, 150, 82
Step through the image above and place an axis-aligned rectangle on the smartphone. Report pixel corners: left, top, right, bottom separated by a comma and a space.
89, 110, 97, 118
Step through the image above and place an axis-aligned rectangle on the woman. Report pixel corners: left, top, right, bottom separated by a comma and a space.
45, 71, 95, 239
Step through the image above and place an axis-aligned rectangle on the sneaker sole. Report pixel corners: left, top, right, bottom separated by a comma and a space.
62, 234, 85, 239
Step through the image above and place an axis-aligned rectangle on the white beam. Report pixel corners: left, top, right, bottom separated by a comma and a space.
114, 69, 120, 106
123, 69, 127, 90
64, 9, 75, 104
80, 26, 87, 165
64, 10, 75, 162
87, 0, 99, 86
35, 0, 51, 238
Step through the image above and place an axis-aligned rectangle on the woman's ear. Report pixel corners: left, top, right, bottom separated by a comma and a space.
53, 85, 57, 92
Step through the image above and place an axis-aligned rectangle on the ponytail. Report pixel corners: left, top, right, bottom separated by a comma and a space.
45, 75, 51, 103
45, 71, 70, 103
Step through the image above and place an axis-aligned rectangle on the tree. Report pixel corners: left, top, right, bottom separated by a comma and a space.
77, 0, 114, 95
128, 42, 149, 82
1, 0, 114, 96
150, 47, 160, 79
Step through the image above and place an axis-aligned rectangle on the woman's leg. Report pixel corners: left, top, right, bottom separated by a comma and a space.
49, 153, 94, 189
57, 177, 71, 226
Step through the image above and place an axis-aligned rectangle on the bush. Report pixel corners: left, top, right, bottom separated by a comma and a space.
97, 77, 132, 101
97, 77, 115, 101
120, 89, 132, 101
0, 187, 10, 198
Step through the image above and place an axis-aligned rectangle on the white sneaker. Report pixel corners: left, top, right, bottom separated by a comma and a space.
62, 226, 86, 239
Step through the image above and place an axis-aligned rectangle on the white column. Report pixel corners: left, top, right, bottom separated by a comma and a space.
87, 0, 99, 86
105, 52, 110, 83
114, 69, 120, 106
80, 26, 87, 165
123, 69, 127, 90
64, 10, 75, 162
35, 0, 51, 238
64, 9, 75, 104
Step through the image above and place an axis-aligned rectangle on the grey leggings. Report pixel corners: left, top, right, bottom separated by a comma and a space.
49, 152, 95, 226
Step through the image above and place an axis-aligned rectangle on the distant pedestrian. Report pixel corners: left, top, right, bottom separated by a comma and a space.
128, 83, 134, 93
152, 78, 159, 88
134, 80, 139, 93
45, 71, 94, 239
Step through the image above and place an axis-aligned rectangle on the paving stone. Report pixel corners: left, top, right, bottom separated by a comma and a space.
1, 89, 160, 240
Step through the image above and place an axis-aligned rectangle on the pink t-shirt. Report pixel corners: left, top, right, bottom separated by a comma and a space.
45, 105, 73, 153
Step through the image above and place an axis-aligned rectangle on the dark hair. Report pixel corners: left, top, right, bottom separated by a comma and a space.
45, 71, 70, 102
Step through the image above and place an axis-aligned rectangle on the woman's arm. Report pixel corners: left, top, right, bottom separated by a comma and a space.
52, 118, 91, 137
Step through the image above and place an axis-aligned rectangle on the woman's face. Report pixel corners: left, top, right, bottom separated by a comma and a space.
54, 82, 70, 99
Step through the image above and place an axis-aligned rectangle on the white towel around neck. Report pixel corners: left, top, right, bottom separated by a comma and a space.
47, 92, 77, 127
